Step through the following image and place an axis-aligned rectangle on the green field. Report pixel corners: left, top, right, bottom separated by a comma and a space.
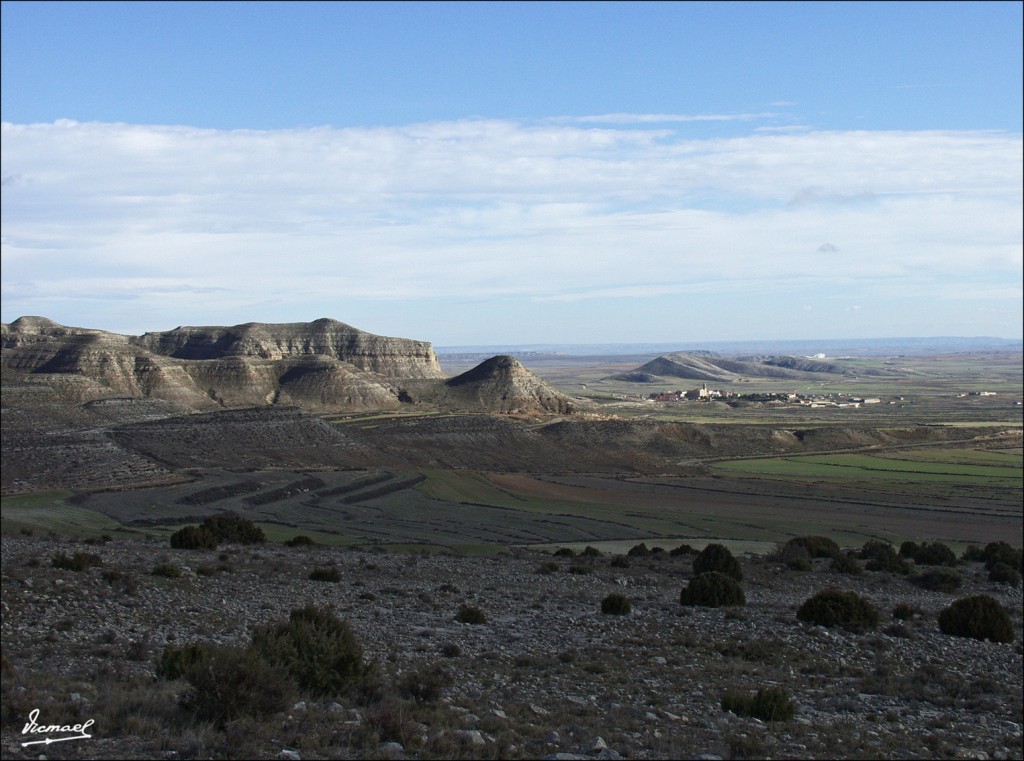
711, 449, 1023, 485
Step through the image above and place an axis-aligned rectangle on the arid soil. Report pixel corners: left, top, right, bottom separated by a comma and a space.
1, 535, 1021, 760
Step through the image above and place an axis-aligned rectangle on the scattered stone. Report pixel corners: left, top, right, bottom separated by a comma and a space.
455, 729, 486, 746
586, 736, 608, 753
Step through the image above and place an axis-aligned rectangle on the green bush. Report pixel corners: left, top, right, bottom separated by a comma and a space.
988, 562, 1022, 588
581, 545, 603, 557
156, 642, 216, 681
51, 551, 103, 571
721, 686, 796, 722
981, 541, 1023, 572
829, 552, 862, 575
251, 604, 370, 697
778, 540, 812, 571
151, 563, 182, 578
787, 556, 813, 572
910, 567, 962, 593
201, 512, 266, 544
627, 542, 651, 557
911, 541, 958, 567
601, 592, 632, 615
938, 595, 1014, 643
397, 663, 451, 703
169, 525, 218, 550
455, 604, 486, 625
553, 547, 576, 557
692, 543, 743, 581
961, 544, 986, 563
309, 566, 342, 583
796, 589, 880, 632
670, 543, 696, 557
179, 644, 294, 727
785, 535, 841, 559
285, 535, 316, 548
860, 541, 910, 574
680, 571, 745, 607
898, 540, 920, 559
892, 603, 919, 621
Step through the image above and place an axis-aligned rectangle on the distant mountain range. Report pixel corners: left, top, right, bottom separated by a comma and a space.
437, 336, 1022, 357
608, 351, 908, 384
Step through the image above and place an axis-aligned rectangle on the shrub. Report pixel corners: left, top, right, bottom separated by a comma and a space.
898, 540, 920, 559
938, 595, 1014, 644
981, 541, 1023, 572
785, 535, 841, 559
285, 535, 316, 548
829, 552, 862, 575
156, 642, 216, 681
397, 663, 451, 703
861, 541, 910, 574
911, 541, 958, 567
536, 561, 559, 574
988, 562, 1022, 588
581, 545, 603, 557
892, 603, 919, 621
692, 543, 742, 581
670, 543, 696, 557
151, 563, 182, 578
51, 551, 102, 571
961, 544, 986, 563
796, 589, 880, 632
201, 513, 266, 544
309, 566, 342, 583
680, 571, 745, 607
910, 567, 962, 593
251, 604, 370, 697
627, 543, 651, 557
778, 541, 812, 571
601, 592, 632, 615
568, 563, 593, 575
610, 555, 631, 568
721, 686, 795, 722
440, 643, 461, 658
455, 604, 486, 625
169, 525, 218, 550
179, 644, 294, 727
553, 547, 576, 557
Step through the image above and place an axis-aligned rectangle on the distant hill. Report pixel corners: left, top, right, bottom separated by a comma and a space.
440, 355, 577, 414
608, 351, 906, 383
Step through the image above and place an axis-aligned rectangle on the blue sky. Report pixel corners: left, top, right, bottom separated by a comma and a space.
2, 1, 1021, 345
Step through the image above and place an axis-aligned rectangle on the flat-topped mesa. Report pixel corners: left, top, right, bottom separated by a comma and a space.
133, 318, 445, 379
1, 316, 112, 348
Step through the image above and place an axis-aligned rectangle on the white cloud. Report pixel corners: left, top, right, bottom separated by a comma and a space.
1, 118, 1021, 338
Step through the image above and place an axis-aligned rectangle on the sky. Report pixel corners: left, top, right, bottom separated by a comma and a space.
2, 1, 1022, 346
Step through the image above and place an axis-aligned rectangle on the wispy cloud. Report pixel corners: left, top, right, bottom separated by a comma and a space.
556, 112, 781, 124
1, 118, 1020, 337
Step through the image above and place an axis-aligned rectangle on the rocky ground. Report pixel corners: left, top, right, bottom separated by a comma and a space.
1, 535, 1022, 760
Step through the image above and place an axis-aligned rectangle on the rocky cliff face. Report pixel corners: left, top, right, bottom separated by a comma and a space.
133, 318, 444, 378
1, 317, 442, 414
2, 318, 578, 418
